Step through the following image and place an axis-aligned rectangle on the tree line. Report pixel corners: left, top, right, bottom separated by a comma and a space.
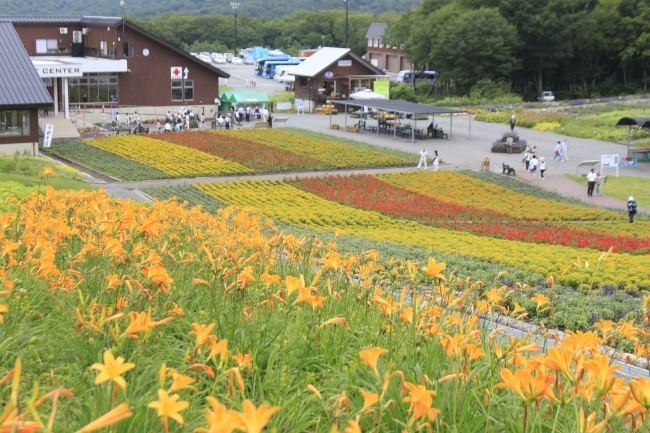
389, 0, 650, 100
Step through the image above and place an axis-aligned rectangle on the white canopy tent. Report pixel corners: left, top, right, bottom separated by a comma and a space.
349, 89, 387, 100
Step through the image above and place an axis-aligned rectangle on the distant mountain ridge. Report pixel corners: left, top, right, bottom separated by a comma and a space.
0, 0, 421, 19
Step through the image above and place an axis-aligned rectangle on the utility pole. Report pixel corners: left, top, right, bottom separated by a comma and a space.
231, 2, 240, 55
344, 0, 349, 48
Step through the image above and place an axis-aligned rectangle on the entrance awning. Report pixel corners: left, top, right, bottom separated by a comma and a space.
31, 56, 128, 77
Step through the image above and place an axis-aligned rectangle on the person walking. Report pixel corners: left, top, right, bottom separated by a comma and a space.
586, 169, 597, 196
561, 139, 569, 161
417, 148, 428, 170
627, 196, 637, 223
539, 157, 546, 180
595, 171, 605, 196
200, 114, 205, 128
433, 150, 439, 171
156, 120, 161, 132
115, 112, 121, 128
553, 141, 563, 162
246, 106, 251, 122
267, 112, 273, 128
224, 115, 231, 130
509, 114, 516, 132
529, 154, 539, 180
524, 148, 532, 171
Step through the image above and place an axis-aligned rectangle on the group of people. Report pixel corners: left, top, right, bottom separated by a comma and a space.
585, 169, 606, 197
523, 147, 546, 180
417, 149, 440, 171
245, 75, 257, 88
111, 111, 144, 131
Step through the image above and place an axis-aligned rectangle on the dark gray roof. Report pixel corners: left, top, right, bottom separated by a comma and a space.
616, 117, 650, 128
0, 22, 52, 106
0, 16, 122, 26
365, 23, 387, 39
338, 99, 466, 115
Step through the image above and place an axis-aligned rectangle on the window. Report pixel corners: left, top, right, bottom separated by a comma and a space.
0, 110, 30, 136
68, 73, 119, 103
368, 38, 372, 47
171, 81, 183, 101
379, 39, 384, 48
373, 38, 378, 47
183, 80, 194, 101
100, 41, 108, 56
42, 78, 53, 87
123, 42, 134, 57
36, 39, 58, 54
300, 77, 308, 88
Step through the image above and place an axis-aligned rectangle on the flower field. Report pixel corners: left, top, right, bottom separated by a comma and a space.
81, 136, 250, 178
1, 185, 650, 432
194, 179, 650, 290
217, 129, 413, 168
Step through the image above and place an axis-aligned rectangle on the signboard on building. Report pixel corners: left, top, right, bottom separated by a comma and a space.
42, 124, 54, 148
35, 66, 83, 78
324, 71, 334, 78
374, 80, 390, 99
171, 67, 183, 80
337, 60, 352, 67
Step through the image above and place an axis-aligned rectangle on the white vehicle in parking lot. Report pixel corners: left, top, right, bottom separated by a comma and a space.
198, 54, 212, 63
274, 67, 295, 82
231, 57, 243, 65
224, 53, 234, 62
190, 52, 199, 57
213, 55, 227, 64
211, 52, 222, 60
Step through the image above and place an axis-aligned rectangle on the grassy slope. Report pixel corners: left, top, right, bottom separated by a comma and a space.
567, 174, 650, 205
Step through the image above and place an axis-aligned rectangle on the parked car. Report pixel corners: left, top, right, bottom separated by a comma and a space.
213, 55, 227, 64
244, 55, 255, 65
190, 52, 199, 57
199, 52, 210, 57
211, 52, 222, 60
231, 57, 243, 65
539, 91, 555, 102
224, 53, 234, 62
198, 54, 211, 63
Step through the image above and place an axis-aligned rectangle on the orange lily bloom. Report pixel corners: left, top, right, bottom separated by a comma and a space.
359, 347, 389, 376
360, 389, 379, 409
90, 350, 135, 389
75, 403, 132, 433
630, 376, 650, 410
584, 354, 620, 395
235, 400, 281, 433
493, 367, 556, 403
421, 257, 446, 280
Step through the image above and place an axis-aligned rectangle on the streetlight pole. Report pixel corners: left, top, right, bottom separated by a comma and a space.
231, 2, 240, 56
343, 0, 349, 48
321, 34, 325, 47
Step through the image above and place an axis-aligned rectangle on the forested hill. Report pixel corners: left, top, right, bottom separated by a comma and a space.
0, 0, 421, 19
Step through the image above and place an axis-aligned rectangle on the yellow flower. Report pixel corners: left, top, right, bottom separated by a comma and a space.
43, 166, 55, 177
630, 376, 650, 410
90, 349, 135, 389
235, 400, 281, 433
147, 388, 190, 426
260, 268, 281, 288
421, 257, 446, 280
168, 373, 198, 393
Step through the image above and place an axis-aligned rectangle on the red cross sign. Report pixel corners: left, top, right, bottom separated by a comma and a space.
170, 67, 183, 79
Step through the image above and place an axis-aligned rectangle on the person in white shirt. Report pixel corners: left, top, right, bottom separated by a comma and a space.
561, 139, 569, 160
539, 157, 546, 180
524, 148, 532, 171
164, 122, 172, 132
586, 169, 597, 196
553, 141, 563, 161
433, 150, 440, 171
528, 155, 539, 180
417, 149, 428, 169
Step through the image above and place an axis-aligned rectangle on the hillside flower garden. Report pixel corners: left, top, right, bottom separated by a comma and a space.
2, 128, 650, 432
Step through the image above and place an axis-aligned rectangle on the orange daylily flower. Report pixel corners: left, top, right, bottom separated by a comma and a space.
236, 266, 256, 287
630, 376, 650, 409
168, 373, 197, 393
105, 274, 121, 290
235, 400, 281, 433
90, 349, 135, 390
531, 293, 550, 309
75, 403, 132, 433
399, 308, 414, 324
233, 352, 253, 370
320, 317, 348, 329
493, 367, 556, 403
167, 303, 183, 316
421, 257, 446, 280
584, 354, 620, 395
260, 268, 281, 288
359, 347, 389, 376
343, 419, 362, 433
194, 397, 243, 433
359, 389, 379, 409
147, 389, 189, 428
208, 338, 229, 363
321, 251, 342, 270
42, 166, 55, 177
403, 382, 440, 421
284, 275, 304, 294
189, 322, 216, 347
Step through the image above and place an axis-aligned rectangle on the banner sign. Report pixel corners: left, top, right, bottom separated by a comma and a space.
374, 80, 390, 99
42, 124, 54, 148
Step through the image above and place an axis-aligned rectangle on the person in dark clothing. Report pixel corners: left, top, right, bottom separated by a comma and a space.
627, 196, 637, 223
509, 115, 516, 132
268, 112, 273, 128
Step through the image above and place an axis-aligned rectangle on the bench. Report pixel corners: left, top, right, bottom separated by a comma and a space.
502, 163, 515, 176
254, 121, 268, 129
274, 116, 289, 128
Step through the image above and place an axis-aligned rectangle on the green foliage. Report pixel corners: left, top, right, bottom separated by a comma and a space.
269, 92, 295, 103
0, 152, 84, 181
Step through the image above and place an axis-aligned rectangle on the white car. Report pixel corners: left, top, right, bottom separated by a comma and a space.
231, 57, 243, 65
198, 55, 211, 63
213, 56, 227, 64
539, 91, 555, 102
190, 52, 199, 57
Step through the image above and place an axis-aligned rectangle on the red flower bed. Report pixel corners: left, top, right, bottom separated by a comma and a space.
151, 131, 327, 172
293, 174, 650, 254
